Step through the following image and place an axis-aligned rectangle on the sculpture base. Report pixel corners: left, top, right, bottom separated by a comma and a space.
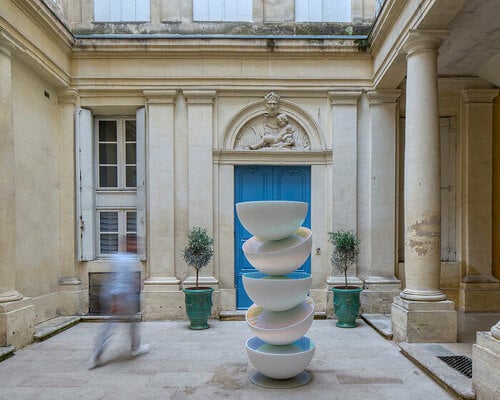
249, 371, 311, 388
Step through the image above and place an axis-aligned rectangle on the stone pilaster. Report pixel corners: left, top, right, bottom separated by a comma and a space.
459, 89, 500, 312
57, 88, 84, 316
183, 90, 218, 291
363, 90, 401, 313
0, 35, 35, 348
472, 321, 500, 400
141, 90, 182, 320
326, 91, 362, 316
392, 30, 456, 343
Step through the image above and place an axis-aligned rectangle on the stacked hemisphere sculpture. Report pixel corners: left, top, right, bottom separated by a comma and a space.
236, 200, 315, 388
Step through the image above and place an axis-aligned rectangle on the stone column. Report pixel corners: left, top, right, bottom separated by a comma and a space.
0, 35, 35, 348
326, 91, 362, 316
184, 90, 219, 290
459, 89, 500, 312
392, 31, 457, 343
362, 90, 401, 313
57, 89, 84, 315
141, 90, 182, 320
472, 321, 500, 400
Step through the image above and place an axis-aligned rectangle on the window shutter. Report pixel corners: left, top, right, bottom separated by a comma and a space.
308, 0, 322, 21
109, 0, 122, 21
94, 0, 111, 21
235, 0, 252, 22
193, 0, 209, 21
333, 0, 352, 22
209, 0, 224, 21
135, 0, 150, 21
295, 0, 308, 22
122, 0, 136, 21
136, 107, 147, 261
76, 108, 95, 261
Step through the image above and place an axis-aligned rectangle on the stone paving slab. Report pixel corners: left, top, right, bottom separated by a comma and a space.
0, 319, 458, 400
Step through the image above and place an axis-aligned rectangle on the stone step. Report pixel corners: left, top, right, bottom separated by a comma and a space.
361, 313, 393, 339
33, 316, 81, 342
0, 345, 15, 361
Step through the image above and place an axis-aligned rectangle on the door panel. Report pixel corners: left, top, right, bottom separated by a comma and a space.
234, 165, 311, 309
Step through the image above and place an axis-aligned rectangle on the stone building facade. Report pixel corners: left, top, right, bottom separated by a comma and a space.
1, 5, 499, 390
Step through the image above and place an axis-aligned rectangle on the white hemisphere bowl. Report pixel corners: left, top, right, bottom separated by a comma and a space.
246, 336, 316, 380
242, 227, 312, 275
245, 297, 315, 345
236, 201, 308, 241
242, 272, 312, 311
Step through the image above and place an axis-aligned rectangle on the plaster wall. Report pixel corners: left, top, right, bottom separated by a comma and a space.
11, 58, 61, 323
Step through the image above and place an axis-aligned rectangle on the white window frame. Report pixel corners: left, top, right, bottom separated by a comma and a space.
76, 108, 146, 261
295, 0, 351, 22
94, 0, 150, 22
193, 0, 253, 22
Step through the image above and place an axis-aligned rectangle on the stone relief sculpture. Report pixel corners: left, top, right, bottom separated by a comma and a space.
234, 92, 311, 151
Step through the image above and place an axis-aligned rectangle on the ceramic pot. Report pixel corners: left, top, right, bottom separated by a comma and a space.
183, 287, 214, 330
331, 286, 362, 328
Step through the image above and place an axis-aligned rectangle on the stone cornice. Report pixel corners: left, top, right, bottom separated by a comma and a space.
366, 89, 401, 104
184, 90, 217, 104
462, 89, 499, 104
57, 88, 78, 105
143, 90, 177, 104
213, 150, 332, 165
328, 90, 362, 105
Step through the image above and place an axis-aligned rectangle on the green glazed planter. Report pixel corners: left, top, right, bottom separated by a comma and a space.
183, 287, 214, 330
331, 286, 362, 328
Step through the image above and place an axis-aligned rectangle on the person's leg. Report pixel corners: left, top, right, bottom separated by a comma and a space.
89, 320, 114, 368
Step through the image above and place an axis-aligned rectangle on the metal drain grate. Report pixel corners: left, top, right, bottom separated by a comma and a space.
437, 355, 472, 378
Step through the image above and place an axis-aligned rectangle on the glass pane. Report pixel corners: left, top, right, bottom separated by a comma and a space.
126, 143, 136, 164
99, 166, 118, 187
126, 233, 137, 253
99, 121, 117, 141
126, 166, 136, 188
100, 234, 118, 254
100, 211, 118, 232
125, 120, 136, 141
99, 143, 117, 164
126, 212, 137, 232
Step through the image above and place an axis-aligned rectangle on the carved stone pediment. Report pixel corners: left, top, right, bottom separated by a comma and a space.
233, 92, 311, 151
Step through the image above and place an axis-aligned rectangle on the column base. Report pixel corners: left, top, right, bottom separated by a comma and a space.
0, 297, 35, 348
391, 296, 457, 343
361, 277, 401, 314
58, 278, 85, 316
142, 277, 182, 320
472, 331, 500, 400
459, 276, 500, 312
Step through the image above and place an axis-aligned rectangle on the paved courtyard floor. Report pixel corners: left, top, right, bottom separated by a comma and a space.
0, 319, 457, 400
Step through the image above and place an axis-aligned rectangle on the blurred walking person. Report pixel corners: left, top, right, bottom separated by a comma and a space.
89, 235, 149, 369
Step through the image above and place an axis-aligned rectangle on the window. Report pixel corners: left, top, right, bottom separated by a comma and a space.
295, 0, 351, 22
95, 117, 137, 256
193, 0, 252, 22
94, 0, 150, 22
76, 108, 146, 261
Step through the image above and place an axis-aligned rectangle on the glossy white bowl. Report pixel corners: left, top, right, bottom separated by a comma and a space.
242, 227, 312, 275
246, 336, 316, 380
245, 297, 315, 345
236, 201, 308, 241
242, 272, 312, 312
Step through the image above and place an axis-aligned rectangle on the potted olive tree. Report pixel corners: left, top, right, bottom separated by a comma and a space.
182, 227, 214, 330
328, 230, 362, 328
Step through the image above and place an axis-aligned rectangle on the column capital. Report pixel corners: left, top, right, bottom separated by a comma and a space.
403, 29, 449, 56
366, 89, 401, 105
0, 31, 17, 58
462, 88, 499, 104
328, 90, 362, 105
184, 90, 217, 104
57, 88, 78, 105
143, 90, 177, 104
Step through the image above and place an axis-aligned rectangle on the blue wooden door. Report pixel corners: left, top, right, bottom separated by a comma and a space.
234, 165, 311, 309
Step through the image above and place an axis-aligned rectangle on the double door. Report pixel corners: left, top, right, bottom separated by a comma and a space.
234, 165, 311, 309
